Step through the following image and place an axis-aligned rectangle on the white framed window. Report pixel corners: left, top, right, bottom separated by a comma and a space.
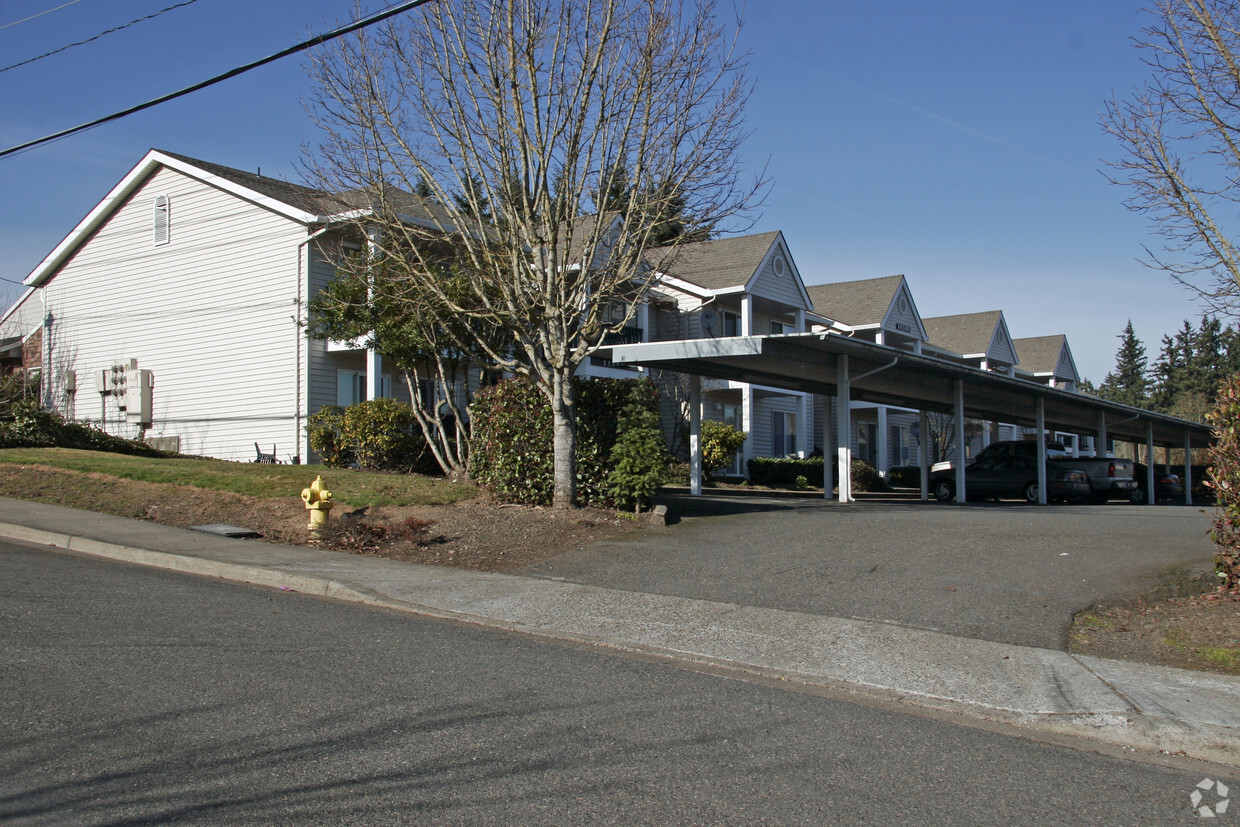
337, 370, 390, 406
722, 310, 741, 337
769, 319, 793, 335
153, 195, 170, 246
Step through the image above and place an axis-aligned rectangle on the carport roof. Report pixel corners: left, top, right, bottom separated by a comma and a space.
608, 332, 1212, 449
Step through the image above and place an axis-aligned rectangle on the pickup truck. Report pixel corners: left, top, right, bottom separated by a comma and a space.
1051, 455, 1137, 502
932, 440, 1137, 502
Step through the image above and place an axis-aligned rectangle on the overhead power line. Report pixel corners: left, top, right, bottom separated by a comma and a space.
1, 0, 201, 75
0, 0, 434, 160
0, 0, 85, 32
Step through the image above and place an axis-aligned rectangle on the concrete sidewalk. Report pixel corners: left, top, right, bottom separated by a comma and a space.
2, 496, 1237, 767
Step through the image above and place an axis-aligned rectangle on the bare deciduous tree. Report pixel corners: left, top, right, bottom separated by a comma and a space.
305, 0, 762, 508
1103, 0, 1240, 311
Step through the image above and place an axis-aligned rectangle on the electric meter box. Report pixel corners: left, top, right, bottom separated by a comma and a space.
124, 369, 153, 425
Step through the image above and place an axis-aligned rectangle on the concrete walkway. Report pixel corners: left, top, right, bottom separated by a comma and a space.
2, 496, 1237, 767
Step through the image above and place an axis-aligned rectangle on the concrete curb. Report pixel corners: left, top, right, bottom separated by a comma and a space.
4, 518, 1238, 767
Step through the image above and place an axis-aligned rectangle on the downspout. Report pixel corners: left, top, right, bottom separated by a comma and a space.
296, 225, 333, 465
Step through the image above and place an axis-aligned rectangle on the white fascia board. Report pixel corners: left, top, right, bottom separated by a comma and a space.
652, 272, 715, 299
611, 336, 763, 365
24, 149, 321, 288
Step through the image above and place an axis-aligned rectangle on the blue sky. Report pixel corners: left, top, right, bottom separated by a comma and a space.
0, 0, 1208, 383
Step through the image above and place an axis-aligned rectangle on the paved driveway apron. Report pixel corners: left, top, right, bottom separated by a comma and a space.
521, 495, 1217, 650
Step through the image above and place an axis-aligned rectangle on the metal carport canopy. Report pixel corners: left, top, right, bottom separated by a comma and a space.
608, 332, 1212, 449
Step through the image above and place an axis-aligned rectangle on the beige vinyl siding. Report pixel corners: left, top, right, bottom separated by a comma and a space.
45, 166, 306, 461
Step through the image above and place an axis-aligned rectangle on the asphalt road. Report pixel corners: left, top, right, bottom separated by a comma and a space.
0, 541, 1226, 824
523, 494, 1218, 649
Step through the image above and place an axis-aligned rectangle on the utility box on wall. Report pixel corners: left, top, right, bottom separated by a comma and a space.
124, 369, 153, 426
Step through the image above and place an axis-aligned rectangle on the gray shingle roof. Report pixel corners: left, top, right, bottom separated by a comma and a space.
655, 231, 780, 290
922, 311, 1006, 357
1012, 335, 1067, 374
804, 275, 904, 326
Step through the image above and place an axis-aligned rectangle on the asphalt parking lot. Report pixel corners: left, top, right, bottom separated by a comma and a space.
520, 494, 1218, 650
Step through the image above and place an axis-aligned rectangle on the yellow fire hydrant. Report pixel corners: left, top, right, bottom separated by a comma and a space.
301, 475, 334, 536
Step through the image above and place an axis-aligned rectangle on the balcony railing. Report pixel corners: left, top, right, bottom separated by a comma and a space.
601, 326, 643, 346
592, 326, 643, 369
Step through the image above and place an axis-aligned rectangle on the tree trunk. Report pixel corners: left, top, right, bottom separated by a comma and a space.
550, 375, 577, 510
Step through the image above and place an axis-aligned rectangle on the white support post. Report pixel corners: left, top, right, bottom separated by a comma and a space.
919, 409, 929, 501
796, 393, 808, 458
742, 385, 754, 474
837, 355, 852, 503
823, 396, 833, 500
1035, 397, 1047, 505
689, 374, 702, 496
740, 293, 752, 336
1184, 431, 1194, 506
1146, 422, 1156, 506
366, 227, 383, 401
954, 379, 966, 504
876, 406, 889, 478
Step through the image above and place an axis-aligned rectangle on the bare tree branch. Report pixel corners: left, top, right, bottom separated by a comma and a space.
304, 0, 764, 508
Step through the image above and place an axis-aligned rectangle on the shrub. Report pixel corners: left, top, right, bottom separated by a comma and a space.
850, 459, 888, 492
470, 376, 661, 507
0, 402, 167, 456
794, 474, 809, 490
1206, 376, 1240, 592
306, 406, 352, 468
606, 400, 668, 512
308, 399, 435, 473
340, 398, 425, 472
700, 419, 747, 480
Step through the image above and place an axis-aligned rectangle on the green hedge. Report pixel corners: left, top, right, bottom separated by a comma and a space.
469, 376, 660, 506
0, 403, 168, 457
747, 457, 825, 487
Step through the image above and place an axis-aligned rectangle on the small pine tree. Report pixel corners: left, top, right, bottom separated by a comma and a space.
606, 403, 668, 513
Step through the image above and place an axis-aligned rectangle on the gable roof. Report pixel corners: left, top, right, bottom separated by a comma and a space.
1013, 334, 1078, 380
658, 231, 782, 291
155, 150, 333, 215
923, 310, 1016, 362
805, 275, 904, 327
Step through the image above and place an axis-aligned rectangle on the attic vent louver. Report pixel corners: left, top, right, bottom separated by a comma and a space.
153, 195, 170, 246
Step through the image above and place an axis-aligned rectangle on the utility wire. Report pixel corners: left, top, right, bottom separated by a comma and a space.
0, 0, 434, 160
0, 0, 85, 32
1, 0, 201, 75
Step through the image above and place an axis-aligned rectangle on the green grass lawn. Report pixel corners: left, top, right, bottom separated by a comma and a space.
0, 448, 478, 507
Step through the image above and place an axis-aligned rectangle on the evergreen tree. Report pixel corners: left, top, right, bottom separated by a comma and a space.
1150, 320, 1193, 412
1099, 320, 1150, 408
